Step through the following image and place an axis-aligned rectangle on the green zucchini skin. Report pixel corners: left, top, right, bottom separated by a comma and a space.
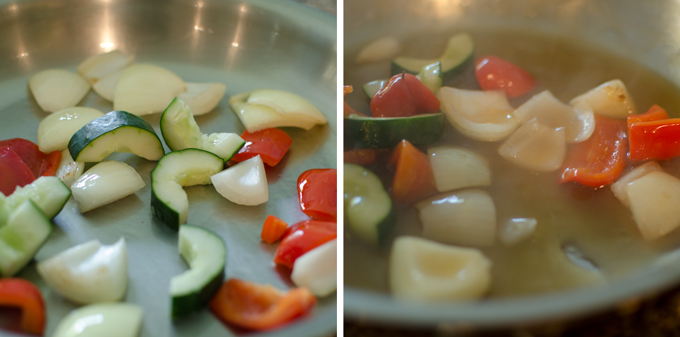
344, 113, 447, 149
390, 33, 475, 82
171, 268, 224, 319
150, 190, 180, 231
68, 110, 164, 162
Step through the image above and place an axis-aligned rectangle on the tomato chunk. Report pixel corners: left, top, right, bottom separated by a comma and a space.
274, 220, 336, 269
343, 149, 377, 166
231, 128, 292, 166
370, 73, 440, 118
261, 215, 289, 244
210, 279, 316, 331
0, 147, 35, 196
559, 115, 628, 187
297, 168, 337, 221
0, 279, 46, 335
390, 140, 436, 204
475, 56, 536, 98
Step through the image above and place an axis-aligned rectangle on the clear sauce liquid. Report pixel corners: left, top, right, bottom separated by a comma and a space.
344, 28, 680, 298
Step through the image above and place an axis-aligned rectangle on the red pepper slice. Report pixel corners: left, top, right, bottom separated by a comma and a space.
231, 128, 292, 167
273, 220, 336, 269
629, 118, 680, 162
343, 85, 366, 117
297, 168, 337, 221
390, 139, 437, 204
627, 104, 669, 131
210, 278, 316, 331
0, 279, 46, 335
370, 73, 440, 118
475, 56, 536, 98
559, 115, 628, 187
261, 215, 289, 244
0, 138, 61, 178
343, 149, 377, 166
0, 147, 36, 196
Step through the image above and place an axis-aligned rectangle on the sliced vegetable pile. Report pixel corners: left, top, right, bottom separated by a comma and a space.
346, 32, 680, 301
1, 48, 334, 335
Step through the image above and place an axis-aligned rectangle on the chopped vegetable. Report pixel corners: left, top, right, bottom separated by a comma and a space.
71, 161, 145, 212
390, 140, 437, 204
211, 155, 268, 206
343, 149, 377, 166
37, 238, 128, 304
0, 278, 46, 335
229, 89, 327, 132
77, 49, 134, 85
389, 236, 492, 301
343, 85, 366, 117
391, 33, 474, 81
475, 56, 536, 97
370, 73, 440, 118
210, 279, 316, 331
427, 146, 491, 192
92, 70, 122, 101
500, 218, 537, 245
356, 36, 401, 63
5, 176, 71, 220
37, 107, 105, 153
629, 117, 680, 162
570, 79, 635, 118
438, 87, 519, 141
0, 200, 52, 277
273, 220, 337, 269
261, 215, 288, 244
611, 161, 663, 208
344, 163, 395, 245
627, 171, 680, 240
291, 239, 337, 297
0, 147, 34, 196
498, 118, 566, 172
0, 138, 61, 179
177, 82, 227, 116
55, 149, 84, 187
344, 113, 446, 149
297, 168, 337, 221
559, 115, 627, 187
231, 128, 292, 166
627, 104, 669, 130
113, 63, 186, 115
415, 189, 497, 247
52, 303, 143, 337
28, 69, 90, 113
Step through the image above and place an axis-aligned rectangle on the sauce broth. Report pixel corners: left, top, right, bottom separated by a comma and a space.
344, 28, 680, 297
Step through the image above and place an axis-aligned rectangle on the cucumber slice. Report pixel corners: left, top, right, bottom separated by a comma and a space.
6, 176, 70, 219
391, 33, 474, 80
0, 200, 53, 277
363, 62, 442, 100
151, 149, 224, 231
161, 98, 245, 161
68, 110, 165, 162
171, 225, 226, 319
344, 164, 395, 245
344, 113, 446, 149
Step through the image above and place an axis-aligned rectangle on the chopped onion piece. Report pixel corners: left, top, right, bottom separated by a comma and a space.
291, 239, 337, 297
246, 89, 328, 124
355, 36, 401, 64
29, 69, 90, 113
438, 87, 520, 141
210, 155, 268, 206
627, 171, 680, 240
37, 107, 104, 153
55, 149, 84, 188
500, 218, 537, 245
389, 236, 491, 301
611, 161, 663, 208
37, 238, 128, 304
229, 92, 318, 132
78, 49, 134, 85
52, 303, 142, 337
498, 118, 566, 172
113, 64, 186, 115
427, 146, 491, 192
570, 79, 635, 119
415, 189, 496, 247
71, 161, 145, 212
514, 90, 595, 143
178, 82, 227, 116
92, 70, 122, 102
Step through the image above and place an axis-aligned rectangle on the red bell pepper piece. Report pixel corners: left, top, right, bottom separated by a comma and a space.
0, 147, 35, 196
0, 279, 46, 335
343, 85, 366, 117
231, 128, 292, 166
390, 140, 437, 204
273, 220, 336, 269
627, 104, 669, 131
260, 215, 289, 244
0, 138, 61, 178
370, 73, 440, 118
559, 115, 628, 187
475, 56, 536, 98
343, 149, 377, 166
297, 168, 337, 221
210, 278, 316, 331
629, 118, 680, 162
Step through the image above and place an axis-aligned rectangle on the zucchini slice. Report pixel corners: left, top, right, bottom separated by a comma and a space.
150, 149, 224, 231
344, 113, 446, 149
391, 33, 474, 81
68, 110, 165, 162
161, 98, 245, 161
0, 200, 53, 277
344, 164, 395, 245
6, 176, 70, 219
171, 225, 226, 319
